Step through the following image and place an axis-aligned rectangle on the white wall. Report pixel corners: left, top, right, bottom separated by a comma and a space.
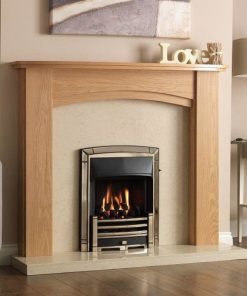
232, 0, 247, 138
0, 0, 233, 245
231, 0, 247, 232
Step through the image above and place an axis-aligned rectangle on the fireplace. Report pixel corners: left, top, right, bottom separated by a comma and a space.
80, 146, 159, 252
13, 61, 223, 260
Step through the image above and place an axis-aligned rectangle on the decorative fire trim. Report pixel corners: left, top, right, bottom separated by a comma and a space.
92, 214, 153, 252
80, 145, 159, 252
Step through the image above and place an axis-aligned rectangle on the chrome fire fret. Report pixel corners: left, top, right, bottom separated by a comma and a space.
92, 213, 154, 252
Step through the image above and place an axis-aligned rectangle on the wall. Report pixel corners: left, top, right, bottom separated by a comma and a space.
231, 0, 247, 234
0, 0, 233, 246
232, 0, 247, 140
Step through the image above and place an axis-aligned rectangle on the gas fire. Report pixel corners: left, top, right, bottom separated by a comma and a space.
99, 184, 131, 220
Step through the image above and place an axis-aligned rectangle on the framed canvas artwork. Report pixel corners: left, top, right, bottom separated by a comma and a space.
50, 0, 191, 39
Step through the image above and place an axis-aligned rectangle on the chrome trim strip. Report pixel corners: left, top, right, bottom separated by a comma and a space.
99, 235, 147, 239
98, 235, 147, 239
98, 230, 148, 237
98, 244, 147, 252
97, 217, 148, 223
82, 145, 155, 156
92, 216, 98, 252
81, 152, 89, 251
98, 224, 147, 230
148, 213, 154, 247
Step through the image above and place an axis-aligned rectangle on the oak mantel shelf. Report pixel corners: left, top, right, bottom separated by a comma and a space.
12, 61, 227, 72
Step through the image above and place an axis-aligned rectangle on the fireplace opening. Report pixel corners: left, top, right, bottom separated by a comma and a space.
94, 177, 153, 220
80, 146, 159, 253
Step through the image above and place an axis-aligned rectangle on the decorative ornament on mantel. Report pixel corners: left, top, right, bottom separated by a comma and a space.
207, 43, 223, 65
160, 43, 223, 65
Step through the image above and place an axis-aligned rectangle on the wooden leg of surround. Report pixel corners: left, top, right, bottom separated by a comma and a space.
189, 100, 196, 245
19, 68, 53, 256
189, 72, 219, 245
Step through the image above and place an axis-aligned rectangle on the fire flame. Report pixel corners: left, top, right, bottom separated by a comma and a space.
105, 184, 112, 204
114, 195, 123, 210
125, 188, 129, 208
101, 196, 106, 211
124, 188, 129, 215
99, 184, 131, 219
110, 197, 115, 211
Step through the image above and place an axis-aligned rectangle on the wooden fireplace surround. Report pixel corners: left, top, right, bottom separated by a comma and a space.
12, 61, 226, 257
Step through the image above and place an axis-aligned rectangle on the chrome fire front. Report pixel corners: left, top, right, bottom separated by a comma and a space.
80, 145, 159, 252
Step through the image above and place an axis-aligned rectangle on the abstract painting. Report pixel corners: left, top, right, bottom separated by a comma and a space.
50, 0, 191, 38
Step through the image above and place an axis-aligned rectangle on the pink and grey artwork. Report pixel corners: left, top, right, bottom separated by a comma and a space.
50, 0, 191, 38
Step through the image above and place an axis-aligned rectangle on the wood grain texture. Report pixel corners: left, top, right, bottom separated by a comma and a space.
190, 72, 219, 245
18, 69, 27, 257
189, 102, 196, 245
52, 69, 194, 107
2, 261, 247, 296
24, 68, 53, 256
14, 62, 223, 257
54, 91, 192, 108
12, 61, 227, 72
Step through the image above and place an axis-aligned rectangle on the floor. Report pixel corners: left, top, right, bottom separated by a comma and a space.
234, 236, 247, 249
2, 260, 247, 296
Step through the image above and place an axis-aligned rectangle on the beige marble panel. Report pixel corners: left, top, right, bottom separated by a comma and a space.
53, 100, 189, 252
